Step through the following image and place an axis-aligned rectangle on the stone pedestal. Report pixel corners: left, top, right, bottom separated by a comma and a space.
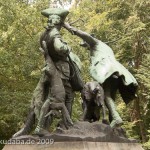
3, 121, 144, 150
3, 142, 144, 150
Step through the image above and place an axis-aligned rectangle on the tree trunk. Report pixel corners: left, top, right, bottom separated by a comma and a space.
133, 96, 147, 142
131, 33, 147, 143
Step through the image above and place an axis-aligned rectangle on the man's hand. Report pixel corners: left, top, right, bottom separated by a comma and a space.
63, 22, 76, 35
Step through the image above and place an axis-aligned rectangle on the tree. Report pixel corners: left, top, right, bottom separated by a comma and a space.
0, 0, 149, 149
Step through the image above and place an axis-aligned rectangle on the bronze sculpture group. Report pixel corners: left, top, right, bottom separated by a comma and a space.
13, 8, 138, 137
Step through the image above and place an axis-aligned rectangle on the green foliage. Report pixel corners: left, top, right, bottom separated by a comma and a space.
143, 130, 150, 150
0, 0, 49, 149
0, 0, 150, 149
69, 0, 150, 147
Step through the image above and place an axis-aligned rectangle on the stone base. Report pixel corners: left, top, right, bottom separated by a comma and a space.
3, 142, 144, 150
3, 121, 144, 150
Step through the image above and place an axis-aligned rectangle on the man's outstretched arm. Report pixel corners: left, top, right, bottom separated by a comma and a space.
63, 22, 97, 47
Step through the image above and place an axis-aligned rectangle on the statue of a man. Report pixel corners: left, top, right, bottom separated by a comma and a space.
64, 23, 138, 128
40, 8, 74, 117
13, 8, 83, 137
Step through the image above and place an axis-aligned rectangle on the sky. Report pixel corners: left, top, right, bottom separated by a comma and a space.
49, 0, 75, 10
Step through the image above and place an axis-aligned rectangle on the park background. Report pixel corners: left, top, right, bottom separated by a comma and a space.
0, 0, 149, 149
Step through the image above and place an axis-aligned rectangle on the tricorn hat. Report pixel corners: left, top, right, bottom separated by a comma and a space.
41, 8, 69, 21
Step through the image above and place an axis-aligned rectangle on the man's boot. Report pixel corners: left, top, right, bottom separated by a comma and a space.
34, 98, 51, 135
105, 97, 123, 128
